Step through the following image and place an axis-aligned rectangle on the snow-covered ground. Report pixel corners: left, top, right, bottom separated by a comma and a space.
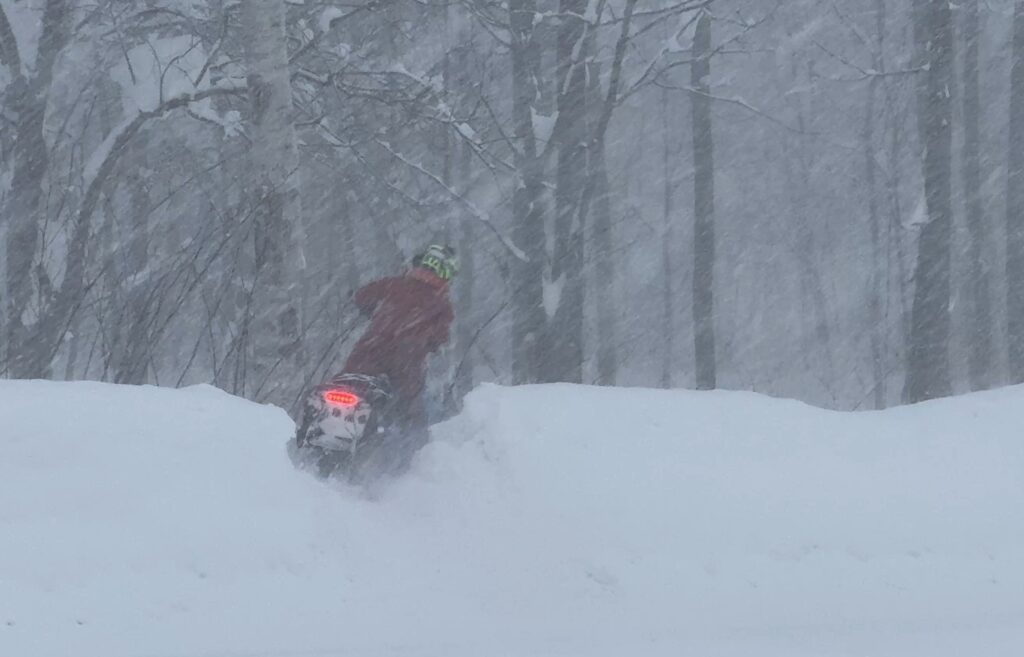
1, 380, 1023, 657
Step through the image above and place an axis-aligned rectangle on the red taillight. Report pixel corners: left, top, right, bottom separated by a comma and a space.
323, 389, 360, 407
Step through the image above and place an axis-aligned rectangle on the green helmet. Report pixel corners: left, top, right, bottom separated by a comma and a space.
414, 244, 458, 281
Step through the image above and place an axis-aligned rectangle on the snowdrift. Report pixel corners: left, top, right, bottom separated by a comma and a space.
1, 380, 1023, 657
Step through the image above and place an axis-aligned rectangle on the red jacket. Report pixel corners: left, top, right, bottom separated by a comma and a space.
343, 268, 453, 403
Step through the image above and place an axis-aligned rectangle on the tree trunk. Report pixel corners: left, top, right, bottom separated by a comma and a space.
691, 11, 716, 391
241, 0, 305, 401
1007, 1, 1024, 383
911, 0, 932, 152
661, 86, 674, 390
454, 139, 476, 401
541, 0, 588, 384
339, 190, 361, 296
905, 0, 954, 403
865, 0, 886, 409
961, 0, 994, 391
588, 63, 617, 386
509, 0, 545, 384
781, 59, 835, 384
113, 137, 154, 385
2, 0, 67, 378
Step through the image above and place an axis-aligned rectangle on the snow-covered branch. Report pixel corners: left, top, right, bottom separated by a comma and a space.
373, 138, 527, 262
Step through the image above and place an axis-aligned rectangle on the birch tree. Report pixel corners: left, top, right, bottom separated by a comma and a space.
241, 0, 306, 401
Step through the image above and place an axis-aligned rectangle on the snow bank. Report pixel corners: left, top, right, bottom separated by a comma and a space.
1, 380, 1023, 656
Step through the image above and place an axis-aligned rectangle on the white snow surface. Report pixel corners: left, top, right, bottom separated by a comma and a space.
2, 380, 1023, 656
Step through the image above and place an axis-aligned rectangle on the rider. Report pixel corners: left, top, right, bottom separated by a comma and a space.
341, 244, 457, 450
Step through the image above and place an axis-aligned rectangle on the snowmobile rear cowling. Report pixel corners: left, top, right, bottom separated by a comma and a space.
292, 373, 394, 479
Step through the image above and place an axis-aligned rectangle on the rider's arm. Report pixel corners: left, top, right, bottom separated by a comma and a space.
353, 278, 397, 316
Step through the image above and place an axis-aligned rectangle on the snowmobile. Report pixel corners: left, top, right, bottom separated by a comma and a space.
291, 372, 395, 480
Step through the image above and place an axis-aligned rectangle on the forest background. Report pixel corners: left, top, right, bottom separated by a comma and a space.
1, 0, 1019, 414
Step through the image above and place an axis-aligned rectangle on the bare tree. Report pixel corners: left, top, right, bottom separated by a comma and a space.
541, 0, 589, 384
905, 0, 954, 403
589, 62, 617, 387
865, 0, 887, 408
509, 0, 546, 384
107, 127, 154, 384
691, 9, 716, 391
1007, 0, 1024, 383
961, 0, 994, 391
661, 87, 675, 390
1, 0, 68, 378
453, 140, 477, 403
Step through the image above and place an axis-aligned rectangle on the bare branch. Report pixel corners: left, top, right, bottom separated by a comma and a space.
372, 138, 528, 261
0, 1, 22, 72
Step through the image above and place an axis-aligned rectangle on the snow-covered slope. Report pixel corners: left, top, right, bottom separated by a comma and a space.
2, 381, 1023, 657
